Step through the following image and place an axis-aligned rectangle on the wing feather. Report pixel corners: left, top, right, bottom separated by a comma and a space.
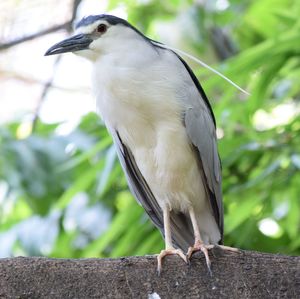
110, 129, 194, 251
160, 45, 223, 240
184, 108, 223, 240
175, 69, 224, 243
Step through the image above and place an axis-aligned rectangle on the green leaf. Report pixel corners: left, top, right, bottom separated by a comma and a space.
55, 160, 104, 210
225, 197, 261, 233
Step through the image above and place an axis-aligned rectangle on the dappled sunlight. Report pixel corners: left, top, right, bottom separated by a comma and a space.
16, 121, 33, 139
258, 218, 282, 238
253, 102, 300, 131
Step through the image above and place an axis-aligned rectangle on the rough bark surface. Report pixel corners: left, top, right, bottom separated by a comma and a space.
0, 249, 299, 299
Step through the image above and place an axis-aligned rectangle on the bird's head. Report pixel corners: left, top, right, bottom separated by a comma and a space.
45, 14, 148, 61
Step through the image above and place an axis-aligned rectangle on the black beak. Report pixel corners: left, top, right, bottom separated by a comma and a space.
44, 34, 93, 56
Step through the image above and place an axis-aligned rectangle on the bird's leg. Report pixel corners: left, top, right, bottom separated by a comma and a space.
157, 205, 187, 275
187, 207, 239, 274
187, 207, 213, 273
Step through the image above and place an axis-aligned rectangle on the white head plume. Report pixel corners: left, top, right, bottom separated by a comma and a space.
152, 42, 250, 96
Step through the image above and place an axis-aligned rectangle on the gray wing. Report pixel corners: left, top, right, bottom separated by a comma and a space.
176, 56, 224, 242
184, 107, 224, 242
148, 44, 223, 240
110, 129, 194, 252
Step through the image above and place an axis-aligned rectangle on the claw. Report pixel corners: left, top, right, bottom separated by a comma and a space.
157, 248, 187, 275
187, 242, 240, 276
187, 242, 215, 276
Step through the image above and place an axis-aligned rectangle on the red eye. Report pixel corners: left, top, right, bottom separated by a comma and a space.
97, 24, 107, 33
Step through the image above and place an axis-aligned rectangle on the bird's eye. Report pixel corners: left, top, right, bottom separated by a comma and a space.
97, 24, 107, 34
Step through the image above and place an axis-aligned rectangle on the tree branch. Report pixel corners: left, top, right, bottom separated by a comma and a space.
31, 55, 62, 132
0, 0, 83, 51
0, 249, 299, 298
0, 23, 71, 51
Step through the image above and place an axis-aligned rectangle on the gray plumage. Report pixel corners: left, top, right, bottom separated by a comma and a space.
111, 129, 195, 251
45, 14, 224, 257
109, 37, 223, 250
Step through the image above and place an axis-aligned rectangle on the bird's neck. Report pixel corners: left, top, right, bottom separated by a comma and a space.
96, 40, 158, 68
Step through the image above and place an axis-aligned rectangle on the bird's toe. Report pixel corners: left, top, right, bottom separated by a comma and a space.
216, 244, 240, 253
157, 248, 187, 275
187, 242, 215, 275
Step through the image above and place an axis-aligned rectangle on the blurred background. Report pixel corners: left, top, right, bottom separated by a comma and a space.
0, 0, 299, 258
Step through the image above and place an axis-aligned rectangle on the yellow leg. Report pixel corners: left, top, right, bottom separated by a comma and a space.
157, 205, 187, 275
187, 207, 240, 275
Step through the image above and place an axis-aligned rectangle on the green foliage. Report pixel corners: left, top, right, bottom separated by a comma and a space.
0, 0, 299, 258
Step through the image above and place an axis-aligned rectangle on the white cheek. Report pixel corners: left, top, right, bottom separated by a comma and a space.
89, 39, 103, 51
74, 49, 98, 61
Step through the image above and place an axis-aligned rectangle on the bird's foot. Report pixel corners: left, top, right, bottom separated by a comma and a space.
216, 244, 240, 252
187, 242, 240, 275
157, 248, 187, 275
187, 241, 214, 273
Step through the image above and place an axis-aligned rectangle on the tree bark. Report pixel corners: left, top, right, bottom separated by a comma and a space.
0, 249, 299, 299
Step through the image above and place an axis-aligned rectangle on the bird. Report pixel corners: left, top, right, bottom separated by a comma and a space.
45, 14, 237, 274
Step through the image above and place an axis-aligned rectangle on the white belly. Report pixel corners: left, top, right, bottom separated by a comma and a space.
92, 48, 221, 243
93, 65, 206, 213
126, 119, 207, 214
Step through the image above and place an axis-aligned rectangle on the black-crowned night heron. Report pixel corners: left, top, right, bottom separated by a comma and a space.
45, 14, 237, 274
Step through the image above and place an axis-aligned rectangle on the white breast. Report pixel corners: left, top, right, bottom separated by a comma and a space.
92, 45, 207, 213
